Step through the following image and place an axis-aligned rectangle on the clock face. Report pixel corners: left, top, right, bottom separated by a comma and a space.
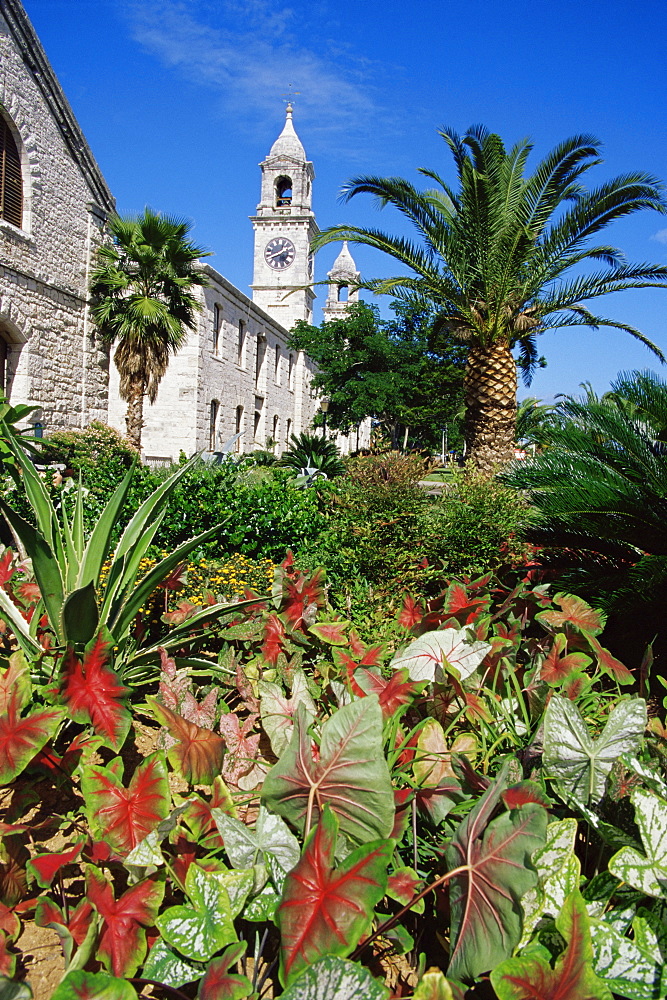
265, 236, 296, 270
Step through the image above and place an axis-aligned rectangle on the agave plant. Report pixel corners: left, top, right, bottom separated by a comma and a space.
279, 432, 346, 478
0, 420, 255, 682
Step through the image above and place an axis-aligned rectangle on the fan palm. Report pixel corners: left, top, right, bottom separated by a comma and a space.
313, 126, 667, 472
90, 209, 209, 450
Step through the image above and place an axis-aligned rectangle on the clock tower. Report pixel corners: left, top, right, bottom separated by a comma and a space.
251, 105, 318, 329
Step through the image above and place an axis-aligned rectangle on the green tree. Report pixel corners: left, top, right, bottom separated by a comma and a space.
289, 300, 466, 450
313, 126, 667, 472
90, 209, 209, 450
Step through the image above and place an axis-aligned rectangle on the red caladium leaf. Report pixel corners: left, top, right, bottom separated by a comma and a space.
537, 593, 605, 635
354, 666, 421, 720
261, 613, 286, 666
159, 561, 187, 592
18, 579, 41, 604
59, 633, 131, 751
0, 550, 15, 588
27, 840, 84, 888
398, 594, 424, 628
490, 890, 609, 999
280, 566, 326, 630
0, 697, 63, 783
445, 761, 548, 981
198, 941, 252, 1000
51, 969, 140, 1000
502, 781, 552, 811
332, 648, 365, 697
540, 634, 592, 686
36, 897, 94, 964
162, 599, 199, 625
387, 867, 423, 907
81, 752, 169, 855
358, 643, 386, 668
0, 901, 19, 940
33, 732, 101, 778
0, 931, 15, 978
391, 787, 413, 841
443, 581, 491, 624
586, 634, 633, 685
235, 662, 259, 713
309, 620, 350, 646
86, 866, 164, 978
277, 804, 392, 985
182, 775, 236, 849
147, 696, 225, 786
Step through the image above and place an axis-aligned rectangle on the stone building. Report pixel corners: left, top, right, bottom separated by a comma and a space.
1, 0, 365, 459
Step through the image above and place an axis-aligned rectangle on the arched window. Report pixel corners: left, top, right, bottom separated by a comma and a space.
0, 335, 8, 395
272, 414, 280, 453
209, 399, 220, 451
337, 284, 349, 302
238, 320, 246, 366
213, 305, 222, 355
0, 113, 22, 229
274, 344, 281, 384
288, 353, 294, 390
285, 418, 292, 445
275, 176, 293, 207
235, 405, 244, 451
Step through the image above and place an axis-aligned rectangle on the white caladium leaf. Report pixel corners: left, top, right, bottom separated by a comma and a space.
213, 804, 300, 890
156, 864, 237, 961
259, 668, 316, 757
609, 788, 667, 898
389, 628, 491, 684
142, 939, 202, 987
543, 696, 646, 806
590, 914, 667, 1000
280, 955, 389, 1000
520, 818, 580, 947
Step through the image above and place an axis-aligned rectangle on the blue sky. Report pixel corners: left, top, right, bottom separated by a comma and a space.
23, 0, 667, 401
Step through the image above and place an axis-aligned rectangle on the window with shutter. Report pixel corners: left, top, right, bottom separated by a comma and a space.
0, 116, 22, 229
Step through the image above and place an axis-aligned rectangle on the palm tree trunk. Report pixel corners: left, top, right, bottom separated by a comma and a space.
464, 341, 517, 474
125, 374, 145, 451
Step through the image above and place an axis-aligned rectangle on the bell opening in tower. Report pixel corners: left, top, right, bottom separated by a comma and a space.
275, 176, 293, 207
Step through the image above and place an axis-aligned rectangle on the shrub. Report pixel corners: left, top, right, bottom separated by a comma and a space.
279, 431, 346, 477
40, 420, 137, 476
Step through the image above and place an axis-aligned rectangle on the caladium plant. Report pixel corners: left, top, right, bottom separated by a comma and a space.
277, 804, 392, 985
81, 752, 170, 855
261, 695, 395, 844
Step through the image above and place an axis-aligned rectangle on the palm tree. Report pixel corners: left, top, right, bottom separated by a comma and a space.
313, 127, 667, 472
90, 209, 209, 450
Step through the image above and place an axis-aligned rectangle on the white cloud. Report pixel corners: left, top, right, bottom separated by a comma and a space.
651, 228, 667, 244
120, 0, 388, 155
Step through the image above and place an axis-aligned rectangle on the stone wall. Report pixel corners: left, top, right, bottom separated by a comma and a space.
0, 3, 112, 430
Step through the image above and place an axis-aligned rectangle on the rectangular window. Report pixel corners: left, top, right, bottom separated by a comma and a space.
238, 320, 246, 367
255, 335, 265, 387
288, 353, 294, 391
274, 345, 281, 384
213, 305, 222, 355
235, 405, 244, 451
209, 399, 220, 451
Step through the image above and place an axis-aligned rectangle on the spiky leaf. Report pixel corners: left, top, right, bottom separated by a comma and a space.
445, 762, 547, 980
543, 696, 646, 807
277, 805, 392, 985
262, 696, 394, 844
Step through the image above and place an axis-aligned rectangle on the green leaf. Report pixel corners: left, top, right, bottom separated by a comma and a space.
62, 582, 100, 647
609, 788, 667, 898
277, 805, 392, 985
279, 955, 389, 1000
413, 969, 466, 1000
262, 696, 395, 844
0, 589, 42, 657
156, 864, 237, 961
142, 939, 203, 988
213, 804, 300, 890
0, 980, 31, 1000
590, 912, 667, 1000
445, 761, 548, 981
50, 971, 138, 1000
491, 890, 612, 1000
543, 695, 646, 807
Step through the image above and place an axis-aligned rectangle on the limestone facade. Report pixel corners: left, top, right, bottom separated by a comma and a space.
0, 0, 114, 431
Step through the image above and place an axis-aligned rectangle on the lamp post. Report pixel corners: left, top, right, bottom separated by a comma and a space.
320, 397, 330, 438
